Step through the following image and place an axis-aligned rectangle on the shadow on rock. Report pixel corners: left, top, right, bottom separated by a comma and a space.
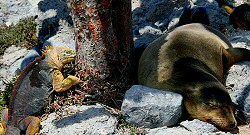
37, 0, 73, 44
54, 107, 112, 128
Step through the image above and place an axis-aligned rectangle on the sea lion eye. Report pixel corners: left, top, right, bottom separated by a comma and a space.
205, 102, 219, 108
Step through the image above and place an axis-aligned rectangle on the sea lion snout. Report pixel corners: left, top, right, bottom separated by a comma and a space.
184, 86, 237, 131
212, 106, 237, 131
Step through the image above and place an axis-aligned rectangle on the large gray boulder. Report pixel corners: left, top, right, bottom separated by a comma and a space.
121, 85, 183, 128
40, 104, 118, 135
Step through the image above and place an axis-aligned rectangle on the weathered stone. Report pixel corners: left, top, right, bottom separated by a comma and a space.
138, 23, 162, 36
43, 31, 76, 51
121, 85, 183, 128
225, 33, 250, 118
0, 45, 28, 91
143, 0, 185, 22
168, 0, 232, 31
40, 104, 117, 135
0, 0, 39, 25
180, 119, 219, 134
226, 62, 250, 117
36, 0, 73, 44
147, 126, 193, 135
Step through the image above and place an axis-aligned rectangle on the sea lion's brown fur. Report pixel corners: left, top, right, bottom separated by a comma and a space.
138, 23, 250, 131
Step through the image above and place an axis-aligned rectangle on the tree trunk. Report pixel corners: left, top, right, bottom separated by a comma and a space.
68, 0, 134, 107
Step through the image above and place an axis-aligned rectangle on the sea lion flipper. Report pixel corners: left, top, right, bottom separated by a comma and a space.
225, 48, 250, 68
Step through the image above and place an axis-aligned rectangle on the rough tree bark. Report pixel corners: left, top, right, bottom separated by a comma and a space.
68, 0, 134, 106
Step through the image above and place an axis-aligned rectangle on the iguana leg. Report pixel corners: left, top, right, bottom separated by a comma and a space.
0, 108, 8, 134
1, 109, 8, 129
18, 116, 40, 135
52, 70, 83, 92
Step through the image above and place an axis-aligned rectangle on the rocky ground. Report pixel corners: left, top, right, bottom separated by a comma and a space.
0, 0, 250, 134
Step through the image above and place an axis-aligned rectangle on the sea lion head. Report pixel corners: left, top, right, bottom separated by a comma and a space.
184, 85, 237, 131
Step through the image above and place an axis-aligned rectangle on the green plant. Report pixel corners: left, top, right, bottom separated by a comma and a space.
117, 114, 146, 135
0, 16, 38, 55
0, 80, 15, 113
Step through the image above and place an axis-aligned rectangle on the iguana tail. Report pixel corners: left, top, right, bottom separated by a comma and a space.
215, 0, 234, 14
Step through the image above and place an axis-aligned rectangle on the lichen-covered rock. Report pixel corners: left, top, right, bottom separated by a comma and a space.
121, 85, 183, 128
40, 104, 118, 135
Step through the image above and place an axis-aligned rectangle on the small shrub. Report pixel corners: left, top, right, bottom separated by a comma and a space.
0, 16, 38, 55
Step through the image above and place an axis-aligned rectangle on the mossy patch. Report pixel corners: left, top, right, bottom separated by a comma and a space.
0, 16, 38, 55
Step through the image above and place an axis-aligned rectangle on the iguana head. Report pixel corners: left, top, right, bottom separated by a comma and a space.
57, 47, 76, 64
44, 46, 76, 70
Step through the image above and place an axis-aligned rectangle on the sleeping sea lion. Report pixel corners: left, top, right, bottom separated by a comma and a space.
138, 23, 250, 131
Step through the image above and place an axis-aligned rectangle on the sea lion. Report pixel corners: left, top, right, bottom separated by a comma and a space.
138, 23, 250, 131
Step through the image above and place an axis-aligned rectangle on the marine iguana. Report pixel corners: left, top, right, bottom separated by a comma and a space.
0, 46, 82, 135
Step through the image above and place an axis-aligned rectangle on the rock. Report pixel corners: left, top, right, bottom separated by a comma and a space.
132, 0, 186, 48
168, 0, 232, 32
229, 31, 250, 46
43, 29, 76, 51
180, 119, 219, 134
145, 0, 183, 22
0, 0, 39, 25
36, 0, 74, 45
226, 61, 250, 118
131, 0, 141, 11
21, 0, 76, 70
138, 23, 162, 35
225, 32, 250, 118
146, 120, 235, 135
121, 85, 183, 128
0, 45, 28, 91
147, 126, 192, 135
40, 104, 118, 135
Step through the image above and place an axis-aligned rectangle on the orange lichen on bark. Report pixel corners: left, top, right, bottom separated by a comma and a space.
72, 1, 86, 15
88, 23, 97, 41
